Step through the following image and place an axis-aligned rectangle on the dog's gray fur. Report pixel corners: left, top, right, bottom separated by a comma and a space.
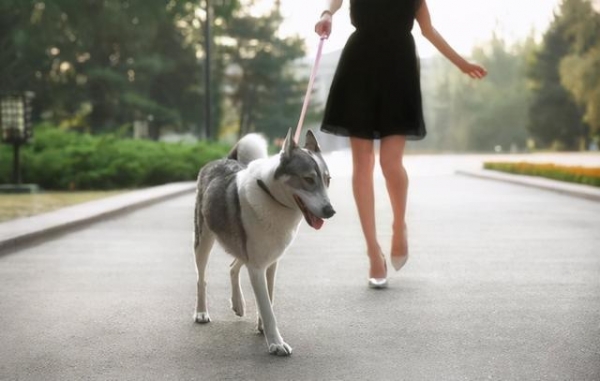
193, 129, 334, 356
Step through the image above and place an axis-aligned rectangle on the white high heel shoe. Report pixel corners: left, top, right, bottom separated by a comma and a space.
391, 227, 409, 271
368, 277, 388, 289
368, 253, 388, 289
391, 254, 408, 271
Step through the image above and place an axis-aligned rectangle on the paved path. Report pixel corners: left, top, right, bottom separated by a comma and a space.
1, 153, 599, 380
0, 183, 196, 252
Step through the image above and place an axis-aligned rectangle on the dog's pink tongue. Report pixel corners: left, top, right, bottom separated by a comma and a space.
310, 216, 324, 230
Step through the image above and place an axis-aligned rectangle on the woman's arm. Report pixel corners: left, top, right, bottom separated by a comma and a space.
315, 0, 343, 38
416, 0, 487, 79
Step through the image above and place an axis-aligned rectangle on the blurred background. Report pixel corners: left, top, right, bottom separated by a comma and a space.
0, 0, 599, 192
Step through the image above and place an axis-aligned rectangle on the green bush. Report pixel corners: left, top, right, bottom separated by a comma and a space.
0, 125, 230, 190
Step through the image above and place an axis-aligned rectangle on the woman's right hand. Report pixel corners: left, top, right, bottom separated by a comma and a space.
459, 62, 488, 79
315, 12, 333, 38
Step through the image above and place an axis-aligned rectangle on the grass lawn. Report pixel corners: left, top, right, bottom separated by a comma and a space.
0, 191, 126, 223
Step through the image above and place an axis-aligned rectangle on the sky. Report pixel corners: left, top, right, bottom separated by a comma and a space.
259, 0, 569, 57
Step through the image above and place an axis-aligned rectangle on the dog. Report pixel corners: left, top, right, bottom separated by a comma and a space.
193, 129, 335, 356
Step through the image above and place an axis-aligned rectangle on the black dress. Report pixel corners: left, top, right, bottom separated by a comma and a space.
321, 0, 426, 140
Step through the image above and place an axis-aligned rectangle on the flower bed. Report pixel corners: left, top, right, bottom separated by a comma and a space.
483, 162, 600, 187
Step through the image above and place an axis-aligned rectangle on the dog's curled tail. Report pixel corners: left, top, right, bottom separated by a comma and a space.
227, 133, 268, 165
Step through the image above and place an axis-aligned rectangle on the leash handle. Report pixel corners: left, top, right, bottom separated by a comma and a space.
294, 36, 327, 144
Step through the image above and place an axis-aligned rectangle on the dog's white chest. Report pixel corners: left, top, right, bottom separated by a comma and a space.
239, 193, 302, 267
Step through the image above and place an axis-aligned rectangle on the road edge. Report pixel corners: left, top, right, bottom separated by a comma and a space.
0, 182, 196, 253
456, 169, 600, 202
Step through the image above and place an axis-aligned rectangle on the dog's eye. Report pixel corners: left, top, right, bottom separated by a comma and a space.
303, 177, 315, 185
325, 175, 331, 187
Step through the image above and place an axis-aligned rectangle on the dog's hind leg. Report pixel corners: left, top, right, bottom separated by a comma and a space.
194, 224, 215, 324
230, 259, 245, 317
257, 261, 278, 334
247, 264, 292, 356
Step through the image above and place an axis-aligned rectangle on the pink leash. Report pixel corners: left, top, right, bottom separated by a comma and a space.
294, 36, 327, 143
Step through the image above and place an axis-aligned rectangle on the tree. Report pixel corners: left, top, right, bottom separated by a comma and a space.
218, 3, 306, 140
422, 34, 532, 152
0, 0, 307, 141
0, 1, 58, 119
466, 35, 532, 152
0, 0, 238, 138
527, 0, 588, 150
558, 0, 600, 145
46, 0, 204, 136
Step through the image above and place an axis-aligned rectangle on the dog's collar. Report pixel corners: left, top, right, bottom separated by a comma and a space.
256, 179, 293, 209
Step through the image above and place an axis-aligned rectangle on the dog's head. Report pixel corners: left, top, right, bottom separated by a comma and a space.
275, 129, 335, 230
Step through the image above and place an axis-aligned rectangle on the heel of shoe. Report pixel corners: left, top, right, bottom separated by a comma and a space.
368, 251, 388, 289
368, 277, 388, 289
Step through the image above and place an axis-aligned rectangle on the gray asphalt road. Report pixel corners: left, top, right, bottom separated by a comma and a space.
1, 156, 599, 380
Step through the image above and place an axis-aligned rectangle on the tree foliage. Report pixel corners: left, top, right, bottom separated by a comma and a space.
420, 0, 599, 152
0, 0, 306, 141
1, 1, 202, 136
420, 35, 532, 152
527, 0, 590, 150
217, 3, 306, 139
558, 0, 600, 140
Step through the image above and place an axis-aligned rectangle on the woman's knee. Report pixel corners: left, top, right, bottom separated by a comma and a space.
379, 135, 406, 178
380, 154, 410, 188
379, 153, 402, 175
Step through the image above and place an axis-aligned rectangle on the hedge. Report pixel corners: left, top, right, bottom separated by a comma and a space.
0, 126, 230, 190
483, 161, 600, 187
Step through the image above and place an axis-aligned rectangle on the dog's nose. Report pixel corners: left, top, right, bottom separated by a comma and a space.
322, 204, 336, 219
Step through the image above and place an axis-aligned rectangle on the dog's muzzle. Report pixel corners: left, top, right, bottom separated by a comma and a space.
322, 204, 336, 219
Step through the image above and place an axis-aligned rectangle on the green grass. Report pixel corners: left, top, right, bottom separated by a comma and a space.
0, 191, 126, 222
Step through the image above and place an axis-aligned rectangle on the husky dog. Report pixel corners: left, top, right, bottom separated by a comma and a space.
193, 129, 335, 356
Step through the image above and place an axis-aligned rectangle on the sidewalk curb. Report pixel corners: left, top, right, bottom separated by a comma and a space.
456, 169, 600, 202
0, 182, 196, 253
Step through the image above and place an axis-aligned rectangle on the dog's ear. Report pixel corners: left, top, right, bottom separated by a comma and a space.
304, 130, 321, 153
281, 128, 297, 157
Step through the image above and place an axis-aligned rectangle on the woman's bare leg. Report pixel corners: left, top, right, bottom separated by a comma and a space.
379, 136, 409, 269
350, 137, 386, 279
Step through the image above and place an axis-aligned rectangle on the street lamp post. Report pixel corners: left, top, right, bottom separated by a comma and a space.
204, 0, 212, 140
1, 92, 36, 191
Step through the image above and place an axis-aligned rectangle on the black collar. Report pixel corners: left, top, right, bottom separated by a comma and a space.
256, 179, 292, 209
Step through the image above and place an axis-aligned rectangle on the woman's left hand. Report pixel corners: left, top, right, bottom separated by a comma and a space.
315, 12, 333, 38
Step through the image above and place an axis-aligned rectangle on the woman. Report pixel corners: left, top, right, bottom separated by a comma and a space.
315, 0, 487, 288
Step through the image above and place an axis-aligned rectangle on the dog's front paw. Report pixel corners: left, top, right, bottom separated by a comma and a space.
194, 311, 211, 324
268, 342, 293, 356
